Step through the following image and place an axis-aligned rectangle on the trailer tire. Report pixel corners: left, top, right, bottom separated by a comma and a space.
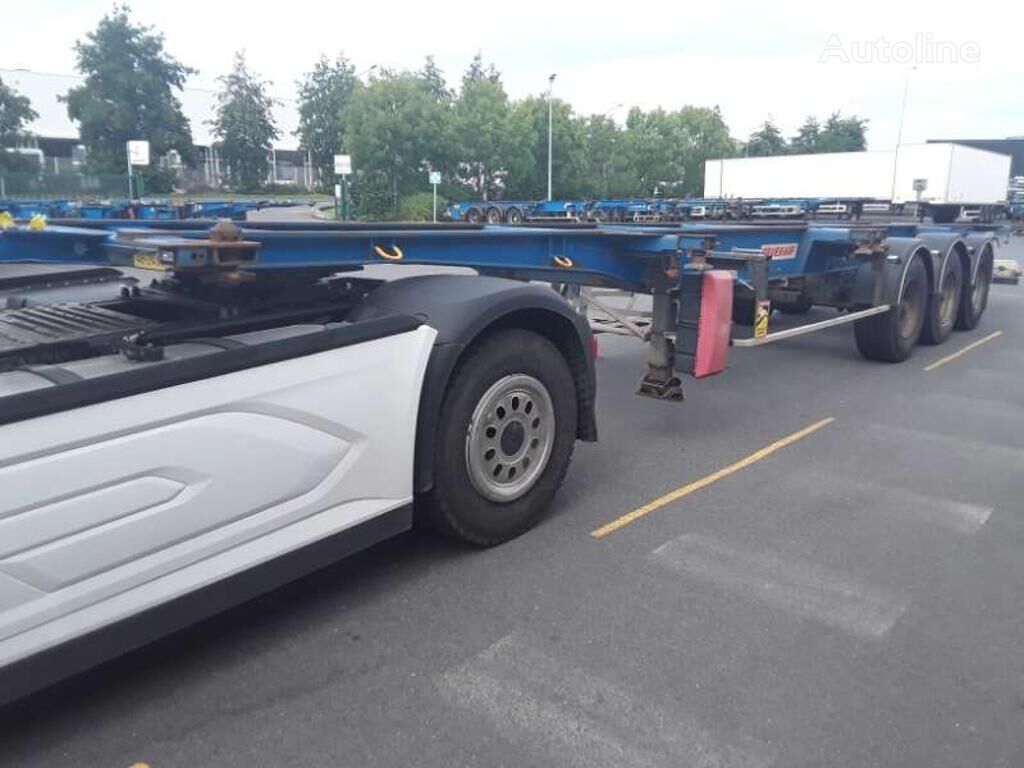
854, 254, 928, 362
920, 254, 963, 344
506, 207, 524, 224
775, 297, 813, 315
424, 328, 577, 546
731, 296, 756, 326
485, 207, 503, 224
465, 207, 483, 224
955, 245, 993, 330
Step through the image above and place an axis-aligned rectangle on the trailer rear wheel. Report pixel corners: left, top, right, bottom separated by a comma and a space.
485, 207, 503, 224
731, 296, 756, 326
775, 297, 813, 315
854, 254, 927, 362
920, 255, 963, 344
955, 245, 993, 330
506, 207, 524, 224
465, 207, 483, 224
425, 329, 577, 545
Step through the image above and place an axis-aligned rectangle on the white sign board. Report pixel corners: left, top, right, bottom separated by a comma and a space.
333, 154, 352, 175
429, 171, 442, 185
127, 140, 150, 166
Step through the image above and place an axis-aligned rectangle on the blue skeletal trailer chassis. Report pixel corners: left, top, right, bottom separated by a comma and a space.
0, 218, 1000, 400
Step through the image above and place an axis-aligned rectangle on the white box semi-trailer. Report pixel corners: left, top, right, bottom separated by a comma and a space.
704, 151, 896, 200
892, 143, 1011, 221
704, 143, 1011, 222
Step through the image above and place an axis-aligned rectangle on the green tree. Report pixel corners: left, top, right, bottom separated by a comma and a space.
211, 51, 279, 191
790, 116, 820, 154
579, 114, 628, 198
0, 76, 38, 172
453, 56, 513, 198
675, 106, 737, 195
297, 54, 358, 190
419, 56, 453, 106
619, 108, 686, 196
745, 119, 788, 157
817, 112, 868, 152
64, 5, 194, 190
504, 96, 585, 199
343, 69, 451, 217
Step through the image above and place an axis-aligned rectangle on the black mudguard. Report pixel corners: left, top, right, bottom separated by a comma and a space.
352, 275, 597, 494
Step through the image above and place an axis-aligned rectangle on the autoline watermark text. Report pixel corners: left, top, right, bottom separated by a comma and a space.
820, 33, 980, 64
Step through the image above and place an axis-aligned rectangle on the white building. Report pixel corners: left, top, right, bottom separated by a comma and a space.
0, 68, 316, 189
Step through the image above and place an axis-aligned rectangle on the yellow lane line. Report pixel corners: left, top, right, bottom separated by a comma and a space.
590, 417, 836, 539
923, 331, 1003, 372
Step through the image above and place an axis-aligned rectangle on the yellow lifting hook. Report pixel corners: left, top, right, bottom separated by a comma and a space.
373, 244, 404, 261
552, 255, 574, 268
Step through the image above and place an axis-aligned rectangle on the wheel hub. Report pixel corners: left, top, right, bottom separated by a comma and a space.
466, 374, 555, 502
500, 421, 526, 456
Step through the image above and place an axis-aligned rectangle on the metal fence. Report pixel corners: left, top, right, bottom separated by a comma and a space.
0, 171, 136, 199
0, 163, 323, 199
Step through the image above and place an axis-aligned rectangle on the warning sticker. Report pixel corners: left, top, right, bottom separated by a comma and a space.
754, 301, 771, 338
760, 243, 799, 260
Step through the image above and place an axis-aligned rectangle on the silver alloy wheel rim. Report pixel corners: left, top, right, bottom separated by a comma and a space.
466, 374, 555, 502
939, 268, 959, 328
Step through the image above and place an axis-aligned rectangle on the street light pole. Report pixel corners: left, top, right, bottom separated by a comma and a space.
895, 65, 915, 149
547, 73, 557, 201
891, 65, 916, 206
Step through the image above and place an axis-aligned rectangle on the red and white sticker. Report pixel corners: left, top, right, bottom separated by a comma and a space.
760, 243, 799, 260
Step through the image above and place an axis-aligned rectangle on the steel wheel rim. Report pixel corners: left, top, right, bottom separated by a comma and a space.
939, 268, 960, 328
973, 258, 991, 311
466, 374, 555, 502
898, 275, 925, 340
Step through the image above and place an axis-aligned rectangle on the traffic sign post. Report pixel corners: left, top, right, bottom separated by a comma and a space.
126, 140, 150, 200
334, 154, 352, 221
429, 170, 441, 223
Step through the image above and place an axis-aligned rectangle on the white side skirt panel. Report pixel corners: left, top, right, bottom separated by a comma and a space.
0, 326, 436, 668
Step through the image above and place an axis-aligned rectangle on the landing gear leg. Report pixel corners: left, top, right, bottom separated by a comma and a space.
638, 289, 683, 401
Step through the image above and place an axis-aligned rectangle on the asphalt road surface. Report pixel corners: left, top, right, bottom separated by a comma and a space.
2, 239, 1022, 768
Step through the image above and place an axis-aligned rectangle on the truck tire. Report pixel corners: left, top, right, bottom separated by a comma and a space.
920, 255, 963, 344
506, 207, 524, 224
854, 254, 927, 362
485, 207, 503, 224
424, 328, 577, 545
955, 245, 993, 330
465, 207, 483, 224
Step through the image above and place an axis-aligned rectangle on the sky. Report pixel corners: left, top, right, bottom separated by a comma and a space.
3, 0, 1021, 150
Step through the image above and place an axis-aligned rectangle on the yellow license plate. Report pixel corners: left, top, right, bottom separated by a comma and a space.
133, 252, 166, 271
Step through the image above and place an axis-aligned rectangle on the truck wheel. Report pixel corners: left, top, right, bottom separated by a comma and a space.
425, 329, 577, 545
465, 208, 483, 224
486, 207, 503, 224
854, 254, 927, 362
955, 245, 993, 330
920, 255, 963, 344
506, 207, 523, 224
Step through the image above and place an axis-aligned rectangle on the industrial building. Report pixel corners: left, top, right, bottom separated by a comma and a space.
0, 68, 316, 190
